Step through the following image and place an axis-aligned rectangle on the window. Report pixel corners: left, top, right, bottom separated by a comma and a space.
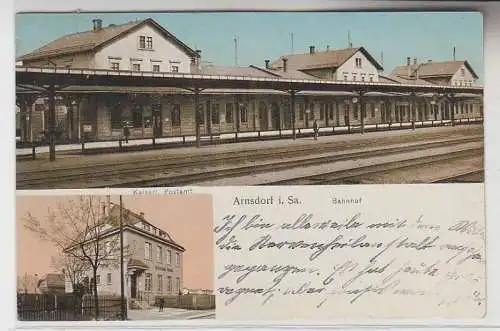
111, 62, 120, 70
309, 103, 315, 120
166, 250, 172, 264
176, 252, 181, 266
369, 76, 373, 82
152, 64, 160, 72
352, 74, 357, 81
157, 274, 163, 292
143, 107, 152, 128
145, 273, 152, 292
329, 104, 334, 120
320, 104, 325, 120
139, 36, 146, 49
132, 105, 142, 128
145, 242, 152, 260
96, 275, 101, 285
211, 104, 220, 124
460, 68, 465, 77
225, 103, 234, 123
157, 245, 163, 263
107, 273, 112, 285
370, 103, 375, 118
355, 57, 362, 68
171, 104, 181, 127
171, 65, 179, 72
299, 104, 305, 120
167, 276, 172, 293
111, 105, 122, 130
176, 277, 180, 293
461, 103, 464, 114
343, 104, 350, 120
344, 74, 348, 81
146, 36, 153, 49
105, 241, 112, 255
240, 103, 248, 123
132, 63, 141, 72
354, 104, 359, 119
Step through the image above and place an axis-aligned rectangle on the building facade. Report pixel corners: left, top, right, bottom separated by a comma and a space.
16, 17, 483, 144
65, 202, 184, 305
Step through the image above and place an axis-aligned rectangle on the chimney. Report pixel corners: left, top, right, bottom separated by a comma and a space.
92, 19, 103, 31
140, 212, 145, 218
309, 46, 315, 54
265, 60, 270, 69
326, 45, 330, 52
282, 57, 288, 72
406, 57, 411, 66
413, 58, 417, 65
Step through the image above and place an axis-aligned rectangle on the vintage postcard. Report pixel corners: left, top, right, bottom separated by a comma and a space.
14, 9, 485, 324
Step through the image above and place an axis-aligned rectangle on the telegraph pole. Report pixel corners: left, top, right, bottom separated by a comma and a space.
119, 195, 126, 320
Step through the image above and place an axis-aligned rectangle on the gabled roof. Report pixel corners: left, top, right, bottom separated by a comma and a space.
391, 60, 479, 80
269, 47, 384, 72
18, 18, 199, 62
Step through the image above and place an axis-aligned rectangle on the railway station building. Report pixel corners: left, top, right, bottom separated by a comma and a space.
16, 17, 483, 144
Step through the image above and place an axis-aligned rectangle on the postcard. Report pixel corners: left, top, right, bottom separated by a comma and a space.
14, 9, 485, 325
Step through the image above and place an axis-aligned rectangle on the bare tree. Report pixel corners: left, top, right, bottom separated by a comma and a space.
24, 196, 131, 319
17, 273, 37, 294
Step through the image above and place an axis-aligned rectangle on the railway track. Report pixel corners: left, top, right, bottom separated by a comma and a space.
263, 148, 483, 185
17, 137, 481, 189
17, 133, 483, 189
429, 169, 484, 183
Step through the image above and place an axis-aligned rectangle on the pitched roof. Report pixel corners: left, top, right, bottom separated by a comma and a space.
107, 203, 184, 251
380, 74, 435, 85
391, 60, 479, 80
249, 65, 319, 80
18, 18, 199, 62
269, 47, 384, 72
38, 273, 65, 288
196, 64, 276, 78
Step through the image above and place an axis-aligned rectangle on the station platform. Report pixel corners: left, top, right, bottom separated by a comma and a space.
16, 124, 483, 173
16, 120, 472, 157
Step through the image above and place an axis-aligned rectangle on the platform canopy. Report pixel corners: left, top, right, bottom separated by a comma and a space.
16, 66, 484, 95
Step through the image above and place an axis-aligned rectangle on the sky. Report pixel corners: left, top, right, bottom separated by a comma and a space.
17, 194, 214, 291
15, 11, 483, 82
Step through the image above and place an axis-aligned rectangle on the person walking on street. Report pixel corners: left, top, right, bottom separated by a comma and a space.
313, 120, 319, 140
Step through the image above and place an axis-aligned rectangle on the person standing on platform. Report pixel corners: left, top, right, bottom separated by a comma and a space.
159, 297, 165, 312
313, 119, 319, 140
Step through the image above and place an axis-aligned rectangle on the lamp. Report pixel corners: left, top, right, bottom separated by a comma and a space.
352, 97, 358, 104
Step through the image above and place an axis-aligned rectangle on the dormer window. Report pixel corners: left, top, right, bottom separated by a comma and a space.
355, 57, 362, 68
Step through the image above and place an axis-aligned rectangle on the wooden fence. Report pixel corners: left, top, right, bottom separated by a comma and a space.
155, 294, 215, 310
